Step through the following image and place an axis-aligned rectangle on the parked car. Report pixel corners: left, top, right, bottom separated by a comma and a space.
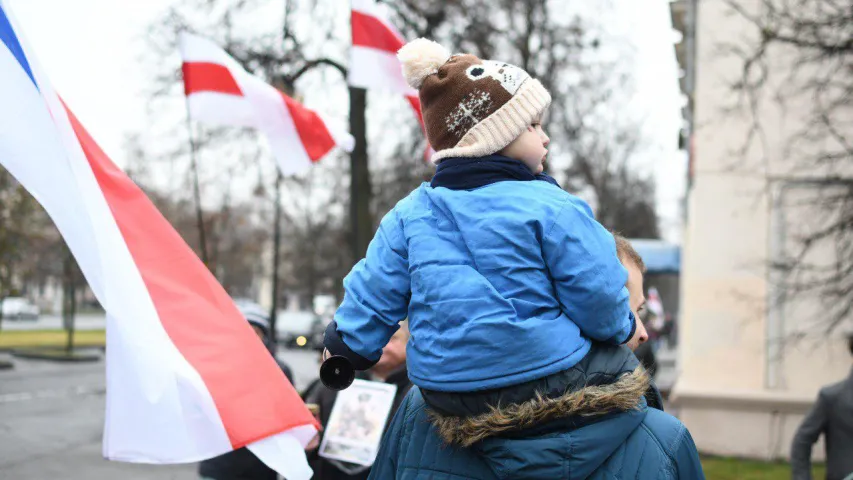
276, 311, 332, 350
1, 297, 40, 320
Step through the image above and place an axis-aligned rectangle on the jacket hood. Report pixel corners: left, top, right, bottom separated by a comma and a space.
429, 367, 650, 447
474, 395, 648, 479
427, 354, 652, 479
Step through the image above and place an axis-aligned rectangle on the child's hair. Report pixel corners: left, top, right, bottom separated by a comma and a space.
613, 235, 646, 273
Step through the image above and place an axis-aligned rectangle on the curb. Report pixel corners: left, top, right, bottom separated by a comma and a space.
11, 348, 101, 363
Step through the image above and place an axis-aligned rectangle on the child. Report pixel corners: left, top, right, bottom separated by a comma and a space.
324, 39, 638, 418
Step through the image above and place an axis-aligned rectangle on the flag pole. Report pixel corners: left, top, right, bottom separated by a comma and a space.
183, 98, 210, 267
269, 171, 283, 344
268, 79, 295, 346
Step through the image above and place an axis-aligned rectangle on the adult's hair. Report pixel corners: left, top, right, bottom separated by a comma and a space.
614, 234, 646, 273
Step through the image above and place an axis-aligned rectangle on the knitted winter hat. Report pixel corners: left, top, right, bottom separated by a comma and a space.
236, 300, 271, 334
398, 38, 551, 164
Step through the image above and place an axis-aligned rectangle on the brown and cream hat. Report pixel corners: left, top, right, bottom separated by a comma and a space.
398, 38, 551, 164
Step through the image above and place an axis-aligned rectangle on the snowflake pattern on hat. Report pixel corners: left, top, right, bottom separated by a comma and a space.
445, 89, 494, 138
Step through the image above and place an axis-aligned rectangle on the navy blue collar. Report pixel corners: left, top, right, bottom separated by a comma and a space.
431, 154, 560, 190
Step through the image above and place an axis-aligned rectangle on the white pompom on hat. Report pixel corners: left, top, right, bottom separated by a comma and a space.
397, 38, 451, 90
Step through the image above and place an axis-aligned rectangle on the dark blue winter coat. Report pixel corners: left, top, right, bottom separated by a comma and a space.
327, 155, 636, 392
368, 345, 704, 480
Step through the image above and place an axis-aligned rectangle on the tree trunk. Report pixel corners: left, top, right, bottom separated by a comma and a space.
185, 104, 209, 268
348, 87, 373, 263
62, 249, 77, 353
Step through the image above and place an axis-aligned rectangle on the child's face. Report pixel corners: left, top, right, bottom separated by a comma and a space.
499, 122, 550, 174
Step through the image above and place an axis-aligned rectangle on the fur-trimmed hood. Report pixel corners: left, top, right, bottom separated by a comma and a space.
429, 366, 651, 447
368, 347, 701, 480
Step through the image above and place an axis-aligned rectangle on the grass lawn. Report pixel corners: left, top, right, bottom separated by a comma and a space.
702, 456, 825, 479
0, 329, 105, 350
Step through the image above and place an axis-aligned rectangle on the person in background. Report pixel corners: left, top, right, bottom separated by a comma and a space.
303, 324, 412, 480
198, 301, 293, 480
611, 236, 657, 379
791, 334, 853, 480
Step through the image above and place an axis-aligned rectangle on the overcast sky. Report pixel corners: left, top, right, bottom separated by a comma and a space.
9, 0, 685, 242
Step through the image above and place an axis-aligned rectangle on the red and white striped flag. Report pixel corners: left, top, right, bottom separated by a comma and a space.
179, 32, 354, 175
349, 0, 432, 157
0, 4, 317, 478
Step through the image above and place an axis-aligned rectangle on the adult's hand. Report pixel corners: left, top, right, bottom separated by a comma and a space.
305, 433, 320, 452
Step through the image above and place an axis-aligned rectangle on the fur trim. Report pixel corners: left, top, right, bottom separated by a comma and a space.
398, 38, 451, 89
428, 367, 650, 447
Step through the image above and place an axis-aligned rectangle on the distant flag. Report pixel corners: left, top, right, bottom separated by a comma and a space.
348, 0, 433, 158
179, 32, 354, 175
0, 3, 317, 478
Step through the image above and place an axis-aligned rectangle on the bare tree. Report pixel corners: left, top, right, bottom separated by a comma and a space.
562, 123, 660, 239
724, 0, 853, 336
138, 0, 662, 316
0, 166, 78, 332
0, 168, 48, 328
144, 0, 358, 321
382, 0, 660, 235
277, 165, 352, 305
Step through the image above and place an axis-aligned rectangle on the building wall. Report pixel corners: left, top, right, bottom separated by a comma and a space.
675, 0, 851, 460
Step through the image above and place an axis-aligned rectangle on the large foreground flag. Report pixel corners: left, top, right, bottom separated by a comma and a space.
180, 32, 354, 175
0, 3, 317, 478
349, 0, 432, 156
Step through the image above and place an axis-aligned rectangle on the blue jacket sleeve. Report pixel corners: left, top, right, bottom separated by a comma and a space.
542, 196, 634, 344
673, 426, 706, 479
328, 208, 411, 366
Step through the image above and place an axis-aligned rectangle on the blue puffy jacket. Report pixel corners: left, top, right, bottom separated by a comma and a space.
368, 347, 705, 480
330, 172, 635, 392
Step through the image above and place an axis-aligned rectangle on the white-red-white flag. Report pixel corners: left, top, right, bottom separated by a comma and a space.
179, 32, 354, 175
348, 0, 432, 157
0, 4, 318, 478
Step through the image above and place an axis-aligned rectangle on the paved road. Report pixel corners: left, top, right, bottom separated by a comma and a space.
0, 348, 320, 479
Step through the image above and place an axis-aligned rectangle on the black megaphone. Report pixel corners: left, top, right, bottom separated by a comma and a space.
320, 355, 355, 390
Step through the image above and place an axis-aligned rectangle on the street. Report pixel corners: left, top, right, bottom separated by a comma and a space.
0, 347, 321, 479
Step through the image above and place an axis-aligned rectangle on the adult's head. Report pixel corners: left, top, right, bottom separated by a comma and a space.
372, 322, 409, 379
614, 235, 649, 351
234, 300, 275, 352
